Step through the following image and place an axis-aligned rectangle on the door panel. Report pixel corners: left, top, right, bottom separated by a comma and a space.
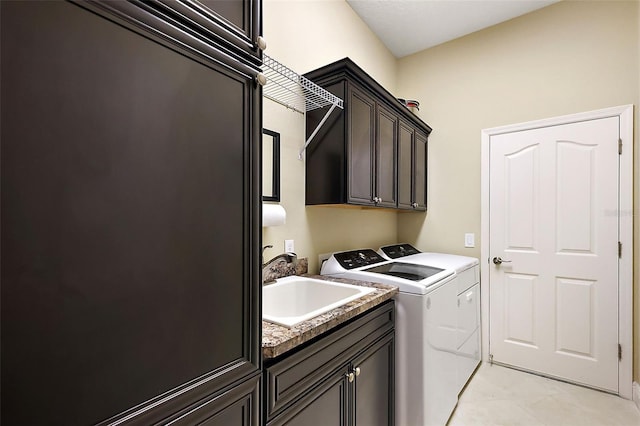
413, 132, 428, 210
153, 0, 261, 62
556, 278, 595, 357
1, 2, 260, 424
347, 86, 375, 205
489, 117, 619, 392
556, 142, 595, 252
504, 273, 537, 346
375, 105, 397, 208
353, 334, 394, 426
268, 372, 349, 426
397, 121, 414, 209
504, 145, 538, 249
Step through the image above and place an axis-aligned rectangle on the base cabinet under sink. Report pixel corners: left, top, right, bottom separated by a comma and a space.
264, 301, 395, 426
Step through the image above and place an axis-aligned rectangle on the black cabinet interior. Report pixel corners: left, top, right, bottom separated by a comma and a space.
1, 1, 261, 424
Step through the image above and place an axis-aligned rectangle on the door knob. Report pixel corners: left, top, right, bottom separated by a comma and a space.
492, 257, 512, 265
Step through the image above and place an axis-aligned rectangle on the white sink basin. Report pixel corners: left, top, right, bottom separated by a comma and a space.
263, 276, 375, 328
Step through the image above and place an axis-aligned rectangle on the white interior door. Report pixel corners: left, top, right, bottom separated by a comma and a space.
488, 117, 620, 392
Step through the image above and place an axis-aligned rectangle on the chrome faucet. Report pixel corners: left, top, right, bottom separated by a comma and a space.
263, 252, 298, 268
262, 250, 298, 285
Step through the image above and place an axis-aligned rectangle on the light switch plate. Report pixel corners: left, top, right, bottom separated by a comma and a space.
284, 239, 295, 252
464, 233, 475, 248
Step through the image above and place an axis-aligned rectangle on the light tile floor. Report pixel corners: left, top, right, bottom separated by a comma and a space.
448, 363, 640, 426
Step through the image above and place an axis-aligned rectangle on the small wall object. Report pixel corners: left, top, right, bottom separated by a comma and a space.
397, 98, 420, 113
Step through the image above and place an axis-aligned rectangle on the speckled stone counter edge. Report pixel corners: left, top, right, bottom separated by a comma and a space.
262, 275, 398, 359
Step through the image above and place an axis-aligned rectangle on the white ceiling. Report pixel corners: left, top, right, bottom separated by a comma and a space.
346, 0, 560, 58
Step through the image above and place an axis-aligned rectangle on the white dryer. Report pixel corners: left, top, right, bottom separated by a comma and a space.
321, 249, 459, 426
379, 244, 481, 397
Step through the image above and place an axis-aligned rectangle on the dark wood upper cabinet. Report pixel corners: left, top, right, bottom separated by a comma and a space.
151, 0, 263, 66
1, 1, 261, 424
304, 58, 431, 210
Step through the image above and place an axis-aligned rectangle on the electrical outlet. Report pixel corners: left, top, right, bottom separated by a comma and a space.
284, 239, 295, 252
464, 233, 475, 248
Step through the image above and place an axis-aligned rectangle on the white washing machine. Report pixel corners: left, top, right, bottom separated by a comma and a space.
379, 244, 481, 400
321, 249, 460, 426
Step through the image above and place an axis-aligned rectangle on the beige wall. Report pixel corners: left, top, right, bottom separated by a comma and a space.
396, 1, 640, 381
262, 0, 400, 273
264, 0, 640, 382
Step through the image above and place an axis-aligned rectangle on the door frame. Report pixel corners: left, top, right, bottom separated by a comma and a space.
480, 104, 634, 399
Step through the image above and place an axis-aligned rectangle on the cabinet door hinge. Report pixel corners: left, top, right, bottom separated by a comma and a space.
618, 241, 622, 258
618, 138, 622, 155
618, 344, 622, 361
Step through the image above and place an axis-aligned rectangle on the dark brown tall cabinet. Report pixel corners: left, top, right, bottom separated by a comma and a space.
1, 1, 262, 425
304, 58, 431, 211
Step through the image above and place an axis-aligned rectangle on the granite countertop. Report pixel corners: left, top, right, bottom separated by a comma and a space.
262, 275, 398, 359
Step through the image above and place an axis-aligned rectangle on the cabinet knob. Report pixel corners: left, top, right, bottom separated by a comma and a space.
256, 73, 267, 86
354, 367, 361, 377
412, 202, 418, 208
346, 371, 355, 383
256, 36, 267, 51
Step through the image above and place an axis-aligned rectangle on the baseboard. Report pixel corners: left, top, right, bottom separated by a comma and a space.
633, 382, 640, 411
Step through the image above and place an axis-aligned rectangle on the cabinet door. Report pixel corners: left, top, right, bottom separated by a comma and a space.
347, 85, 376, 206
1, 2, 261, 424
168, 374, 260, 426
397, 121, 415, 209
268, 370, 350, 426
352, 334, 395, 426
375, 105, 398, 208
413, 131, 428, 210
154, 0, 262, 62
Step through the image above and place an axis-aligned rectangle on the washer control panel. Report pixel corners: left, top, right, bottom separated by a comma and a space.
333, 249, 386, 270
379, 243, 421, 259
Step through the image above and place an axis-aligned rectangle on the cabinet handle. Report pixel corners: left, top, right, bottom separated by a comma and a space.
412, 202, 418, 208
256, 73, 267, 86
256, 36, 267, 51
354, 367, 361, 377
346, 371, 355, 383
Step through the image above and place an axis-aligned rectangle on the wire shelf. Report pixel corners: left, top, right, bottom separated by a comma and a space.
262, 54, 343, 114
